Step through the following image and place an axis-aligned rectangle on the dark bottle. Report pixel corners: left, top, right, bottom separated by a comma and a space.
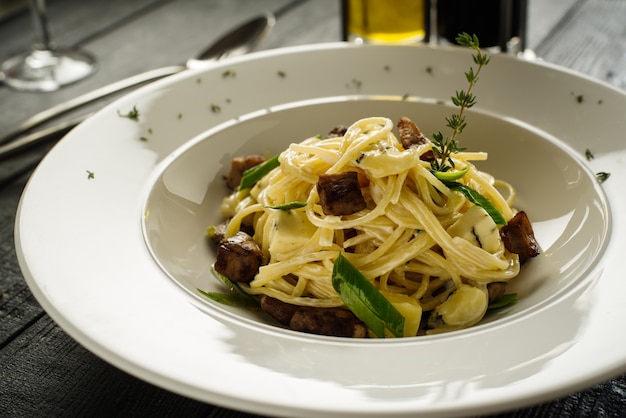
437, 0, 527, 52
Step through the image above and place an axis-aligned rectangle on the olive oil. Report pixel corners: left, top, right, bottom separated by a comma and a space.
343, 0, 427, 44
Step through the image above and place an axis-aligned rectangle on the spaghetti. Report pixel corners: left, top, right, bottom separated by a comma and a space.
216, 116, 528, 336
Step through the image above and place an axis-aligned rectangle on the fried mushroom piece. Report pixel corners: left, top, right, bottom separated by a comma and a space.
207, 221, 228, 246
290, 307, 367, 338
487, 282, 508, 304
214, 231, 263, 283
207, 220, 254, 246
397, 116, 435, 161
397, 116, 428, 149
226, 155, 266, 189
317, 172, 366, 216
326, 125, 348, 138
500, 211, 540, 264
260, 295, 299, 326
260, 295, 367, 338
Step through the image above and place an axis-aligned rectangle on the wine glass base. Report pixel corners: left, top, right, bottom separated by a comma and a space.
1, 48, 96, 92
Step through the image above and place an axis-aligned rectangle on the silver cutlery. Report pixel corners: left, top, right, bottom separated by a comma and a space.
0, 12, 275, 158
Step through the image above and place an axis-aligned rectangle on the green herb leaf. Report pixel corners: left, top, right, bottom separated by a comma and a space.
433, 166, 470, 181
488, 293, 518, 310
209, 265, 260, 307
239, 154, 280, 190
266, 202, 308, 210
444, 181, 506, 225
197, 289, 259, 308
332, 253, 405, 338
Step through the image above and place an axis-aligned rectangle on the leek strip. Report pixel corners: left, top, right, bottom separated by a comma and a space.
444, 181, 506, 225
240, 154, 280, 190
332, 253, 405, 338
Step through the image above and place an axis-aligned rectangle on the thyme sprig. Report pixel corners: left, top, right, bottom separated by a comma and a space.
431, 33, 490, 173
117, 105, 140, 121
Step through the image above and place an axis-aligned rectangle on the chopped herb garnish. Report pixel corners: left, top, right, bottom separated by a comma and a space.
117, 106, 140, 121
86, 170, 94, 179
277, 70, 286, 78
222, 69, 236, 78
210, 104, 222, 113
488, 293, 518, 310
205, 225, 219, 241
211, 265, 258, 302
198, 266, 260, 309
585, 148, 594, 160
266, 202, 307, 210
178, 113, 183, 119
576, 94, 584, 103
239, 154, 280, 190
402, 93, 410, 101
596, 171, 611, 183
384, 65, 391, 71
426, 65, 433, 74
431, 33, 489, 173
332, 253, 405, 338
139, 136, 148, 142
444, 181, 506, 225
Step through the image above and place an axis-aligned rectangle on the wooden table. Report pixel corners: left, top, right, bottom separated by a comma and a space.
1, 0, 625, 416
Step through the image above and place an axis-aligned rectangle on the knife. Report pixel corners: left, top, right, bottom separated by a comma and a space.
0, 12, 276, 159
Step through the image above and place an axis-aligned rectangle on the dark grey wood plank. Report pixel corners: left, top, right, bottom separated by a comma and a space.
486, 374, 626, 417
0, 0, 295, 136
0, 0, 170, 56
525, 0, 578, 49
535, 0, 626, 90
263, 0, 340, 49
0, 314, 267, 417
0, 168, 45, 347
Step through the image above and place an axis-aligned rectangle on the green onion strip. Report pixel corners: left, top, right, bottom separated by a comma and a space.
332, 253, 405, 338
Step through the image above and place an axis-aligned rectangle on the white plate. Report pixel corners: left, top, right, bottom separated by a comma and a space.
16, 43, 626, 417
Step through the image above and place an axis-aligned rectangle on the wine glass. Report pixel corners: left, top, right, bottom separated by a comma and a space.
1, 0, 96, 92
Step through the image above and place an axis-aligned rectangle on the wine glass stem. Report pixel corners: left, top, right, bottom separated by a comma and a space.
29, 0, 53, 51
